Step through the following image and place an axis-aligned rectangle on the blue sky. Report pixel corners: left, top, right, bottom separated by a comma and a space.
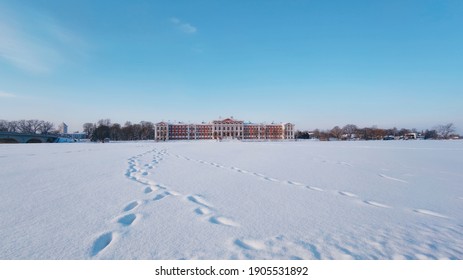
1, 0, 462, 133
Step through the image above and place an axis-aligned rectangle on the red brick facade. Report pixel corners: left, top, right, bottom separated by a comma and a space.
154, 118, 294, 141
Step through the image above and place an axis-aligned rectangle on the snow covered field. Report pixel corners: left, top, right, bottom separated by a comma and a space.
1, 140, 462, 260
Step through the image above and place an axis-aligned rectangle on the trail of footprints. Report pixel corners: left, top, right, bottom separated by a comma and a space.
169, 152, 452, 220
91, 148, 454, 257
91, 148, 239, 257
188, 194, 240, 227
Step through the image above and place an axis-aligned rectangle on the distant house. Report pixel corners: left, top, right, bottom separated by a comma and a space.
405, 133, 417, 140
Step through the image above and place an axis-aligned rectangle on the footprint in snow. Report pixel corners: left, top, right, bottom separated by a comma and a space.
155, 183, 167, 189
165, 190, 181, 196
263, 177, 279, 182
230, 164, 249, 173
364, 200, 391, 208
413, 209, 449, 219
286, 181, 304, 186
123, 201, 140, 212
209, 216, 240, 227
234, 239, 266, 250
153, 192, 171, 201
194, 207, 212, 216
378, 174, 408, 183
187, 195, 213, 208
306, 186, 324, 192
116, 213, 138, 226
338, 191, 358, 198
231, 167, 247, 173
91, 232, 116, 257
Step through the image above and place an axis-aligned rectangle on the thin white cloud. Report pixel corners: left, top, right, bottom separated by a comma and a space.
170, 17, 197, 34
0, 91, 17, 98
0, 4, 88, 74
0, 22, 53, 73
170, 17, 181, 24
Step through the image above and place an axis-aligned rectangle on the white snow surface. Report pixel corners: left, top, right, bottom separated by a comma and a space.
1, 140, 462, 260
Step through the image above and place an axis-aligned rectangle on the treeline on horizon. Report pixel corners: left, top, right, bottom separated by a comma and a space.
296, 123, 458, 140
82, 119, 155, 141
0, 119, 55, 134
0, 119, 155, 142
1, 119, 459, 141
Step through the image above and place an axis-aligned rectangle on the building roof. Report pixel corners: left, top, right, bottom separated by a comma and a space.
212, 117, 244, 124
155, 118, 294, 127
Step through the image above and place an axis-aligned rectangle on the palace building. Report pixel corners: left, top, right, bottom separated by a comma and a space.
154, 117, 294, 141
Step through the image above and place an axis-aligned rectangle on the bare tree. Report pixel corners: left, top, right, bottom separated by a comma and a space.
122, 122, 133, 140
28, 120, 43, 134
7, 121, 19, 132
0, 120, 8, 132
398, 128, 410, 138
424, 129, 438, 139
359, 127, 375, 140
83, 123, 95, 138
97, 119, 111, 127
132, 123, 142, 140
319, 130, 331, 141
110, 123, 122, 141
330, 126, 343, 140
342, 124, 358, 139
39, 121, 54, 134
92, 124, 110, 142
436, 123, 456, 139
371, 127, 386, 140
17, 120, 33, 133
385, 127, 398, 137
140, 121, 154, 140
